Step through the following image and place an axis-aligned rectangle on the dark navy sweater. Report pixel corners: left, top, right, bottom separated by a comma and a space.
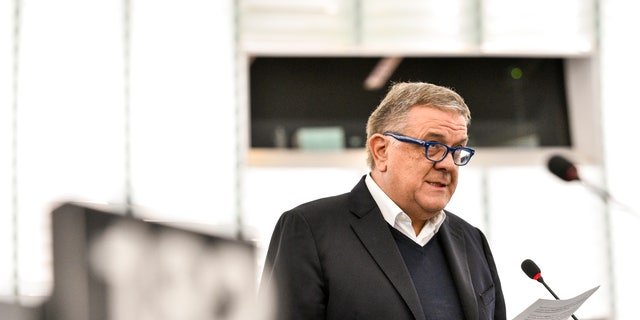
390, 227, 465, 320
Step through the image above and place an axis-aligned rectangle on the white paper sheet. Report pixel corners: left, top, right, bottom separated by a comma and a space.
513, 286, 600, 320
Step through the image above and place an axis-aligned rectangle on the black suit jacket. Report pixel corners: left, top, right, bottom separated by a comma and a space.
261, 176, 506, 320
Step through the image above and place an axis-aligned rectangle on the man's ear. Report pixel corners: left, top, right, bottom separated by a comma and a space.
369, 134, 389, 172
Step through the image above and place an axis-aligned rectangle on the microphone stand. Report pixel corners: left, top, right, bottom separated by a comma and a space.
537, 278, 579, 320
579, 180, 639, 219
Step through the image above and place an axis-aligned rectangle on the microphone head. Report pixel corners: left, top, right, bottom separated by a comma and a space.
547, 155, 580, 182
521, 259, 543, 282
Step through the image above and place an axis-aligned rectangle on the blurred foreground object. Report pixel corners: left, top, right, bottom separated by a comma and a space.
45, 202, 274, 320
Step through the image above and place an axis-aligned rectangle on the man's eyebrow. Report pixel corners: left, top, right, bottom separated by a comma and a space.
423, 132, 445, 140
424, 132, 468, 145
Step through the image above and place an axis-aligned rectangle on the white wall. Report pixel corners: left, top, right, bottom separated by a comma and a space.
0, 0, 16, 298
600, 1, 640, 319
0, 0, 237, 301
2, 1, 639, 319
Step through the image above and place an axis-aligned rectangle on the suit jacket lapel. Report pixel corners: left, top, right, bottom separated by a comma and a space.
348, 178, 426, 320
439, 216, 479, 320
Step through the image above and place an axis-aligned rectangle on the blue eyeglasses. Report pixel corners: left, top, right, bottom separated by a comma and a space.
384, 132, 475, 166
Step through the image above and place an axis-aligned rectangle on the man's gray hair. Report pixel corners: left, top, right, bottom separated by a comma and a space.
365, 82, 471, 169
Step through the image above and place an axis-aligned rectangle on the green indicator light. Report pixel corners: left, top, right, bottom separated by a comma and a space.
511, 67, 523, 80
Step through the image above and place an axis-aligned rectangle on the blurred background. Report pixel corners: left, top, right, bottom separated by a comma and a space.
1, 0, 639, 319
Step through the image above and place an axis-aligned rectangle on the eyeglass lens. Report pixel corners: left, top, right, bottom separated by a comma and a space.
426, 144, 447, 161
426, 144, 471, 165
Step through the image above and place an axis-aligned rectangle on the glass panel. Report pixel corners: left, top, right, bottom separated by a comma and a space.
361, 0, 478, 51
239, 0, 356, 48
482, 0, 595, 54
249, 56, 570, 149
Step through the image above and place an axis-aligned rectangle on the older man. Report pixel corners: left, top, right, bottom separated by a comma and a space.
260, 82, 506, 320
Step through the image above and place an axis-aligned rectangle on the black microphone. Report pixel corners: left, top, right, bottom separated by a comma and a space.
546, 154, 638, 218
521, 259, 579, 320
547, 155, 579, 182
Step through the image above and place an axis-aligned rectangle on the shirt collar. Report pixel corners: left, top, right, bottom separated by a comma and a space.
365, 174, 446, 246
364, 173, 403, 226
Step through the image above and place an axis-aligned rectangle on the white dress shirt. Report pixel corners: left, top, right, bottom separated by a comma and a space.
365, 174, 445, 247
